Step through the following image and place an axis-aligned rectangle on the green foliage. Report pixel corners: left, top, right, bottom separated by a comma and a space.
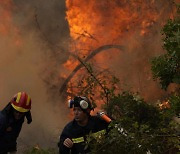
151, 6, 180, 89
88, 92, 180, 154
166, 93, 180, 117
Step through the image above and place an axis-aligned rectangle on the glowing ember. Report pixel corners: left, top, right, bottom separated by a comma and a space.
159, 101, 170, 110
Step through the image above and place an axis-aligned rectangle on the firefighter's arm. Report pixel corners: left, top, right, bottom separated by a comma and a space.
0, 114, 6, 136
0, 118, 3, 135
63, 138, 73, 148
59, 136, 71, 154
25, 111, 32, 124
58, 125, 73, 154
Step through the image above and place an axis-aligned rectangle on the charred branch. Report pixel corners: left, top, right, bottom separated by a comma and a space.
59, 44, 125, 96
77, 56, 110, 104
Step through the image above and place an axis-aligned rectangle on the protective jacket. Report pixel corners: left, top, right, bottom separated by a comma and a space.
58, 116, 109, 154
0, 103, 31, 154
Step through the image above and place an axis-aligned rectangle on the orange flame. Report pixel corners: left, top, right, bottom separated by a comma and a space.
64, 0, 176, 108
159, 101, 170, 110
0, 0, 22, 47
66, 0, 163, 48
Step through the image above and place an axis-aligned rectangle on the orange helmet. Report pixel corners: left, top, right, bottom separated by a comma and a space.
10, 92, 31, 112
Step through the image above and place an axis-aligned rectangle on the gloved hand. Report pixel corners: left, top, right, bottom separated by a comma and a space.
63, 138, 73, 148
25, 111, 32, 124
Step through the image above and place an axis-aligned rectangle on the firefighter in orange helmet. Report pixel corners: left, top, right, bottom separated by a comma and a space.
0, 92, 32, 154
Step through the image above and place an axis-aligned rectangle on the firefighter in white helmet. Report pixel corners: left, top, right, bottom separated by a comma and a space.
58, 96, 111, 154
0, 92, 32, 154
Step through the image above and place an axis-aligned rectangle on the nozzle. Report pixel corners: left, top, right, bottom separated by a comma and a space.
98, 111, 112, 123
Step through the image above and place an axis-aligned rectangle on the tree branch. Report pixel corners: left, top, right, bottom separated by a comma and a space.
59, 44, 125, 95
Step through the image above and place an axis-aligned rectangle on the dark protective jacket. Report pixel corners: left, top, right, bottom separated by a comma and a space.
0, 103, 32, 153
58, 116, 109, 154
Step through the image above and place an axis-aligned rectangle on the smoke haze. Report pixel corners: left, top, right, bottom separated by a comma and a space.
0, 0, 70, 151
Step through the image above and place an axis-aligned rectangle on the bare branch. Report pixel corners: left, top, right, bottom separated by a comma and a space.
77, 56, 109, 104
59, 44, 125, 95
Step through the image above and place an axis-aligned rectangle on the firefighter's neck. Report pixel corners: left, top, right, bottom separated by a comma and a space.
77, 117, 88, 126
77, 118, 88, 126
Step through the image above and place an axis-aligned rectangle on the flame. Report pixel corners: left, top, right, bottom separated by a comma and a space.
159, 101, 170, 110
66, 0, 163, 48
0, 0, 22, 47
63, 0, 177, 108
63, 58, 79, 70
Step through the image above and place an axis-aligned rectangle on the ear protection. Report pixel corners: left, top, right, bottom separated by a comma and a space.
79, 100, 89, 109
68, 100, 74, 108
68, 96, 90, 110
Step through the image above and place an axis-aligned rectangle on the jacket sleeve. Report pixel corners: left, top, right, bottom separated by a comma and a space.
58, 125, 71, 154
25, 111, 32, 124
0, 112, 6, 137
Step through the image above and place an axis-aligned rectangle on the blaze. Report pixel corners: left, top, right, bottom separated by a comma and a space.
63, 0, 177, 108
66, 0, 166, 48
0, 0, 22, 47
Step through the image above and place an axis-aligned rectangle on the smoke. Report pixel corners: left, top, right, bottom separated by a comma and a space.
0, 0, 70, 151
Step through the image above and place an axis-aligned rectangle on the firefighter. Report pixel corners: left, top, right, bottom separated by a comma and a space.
58, 96, 110, 154
0, 92, 32, 154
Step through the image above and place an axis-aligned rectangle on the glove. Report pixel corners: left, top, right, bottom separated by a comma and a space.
25, 111, 32, 124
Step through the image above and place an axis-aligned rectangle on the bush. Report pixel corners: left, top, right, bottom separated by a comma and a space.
88, 92, 180, 154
